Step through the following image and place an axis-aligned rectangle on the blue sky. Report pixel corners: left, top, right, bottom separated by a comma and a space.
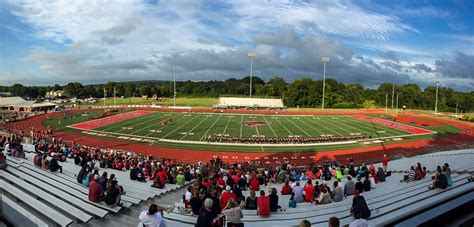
0, 0, 472, 91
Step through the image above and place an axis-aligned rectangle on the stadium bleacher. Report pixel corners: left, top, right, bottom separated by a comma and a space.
215, 97, 285, 109
0, 144, 472, 226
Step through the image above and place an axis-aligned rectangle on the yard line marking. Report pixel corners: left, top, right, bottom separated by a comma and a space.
181, 114, 214, 140
262, 116, 278, 137
142, 113, 189, 137
160, 114, 201, 139
222, 115, 233, 136
130, 112, 186, 135
200, 114, 224, 141
321, 117, 359, 134
240, 115, 244, 137
275, 118, 294, 136
340, 117, 406, 137
101, 111, 161, 131
285, 117, 312, 137
301, 117, 343, 136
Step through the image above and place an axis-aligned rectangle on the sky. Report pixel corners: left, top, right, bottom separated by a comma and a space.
0, 0, 473, 91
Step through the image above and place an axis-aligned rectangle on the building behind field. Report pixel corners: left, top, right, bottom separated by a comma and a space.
214, 97, 285, 110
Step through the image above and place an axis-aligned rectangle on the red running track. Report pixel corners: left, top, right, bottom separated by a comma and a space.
69, 110, 153, 130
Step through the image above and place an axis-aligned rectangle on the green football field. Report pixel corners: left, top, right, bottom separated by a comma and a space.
89, 111, 412, 142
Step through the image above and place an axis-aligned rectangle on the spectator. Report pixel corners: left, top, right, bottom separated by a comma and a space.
221, 186, 237, 210
104, 180, 123, 207
443, 163, 452, 186
349, 212, 369, 227
99, 172, 108, 191
429, 167, 448, 189
421, 167, 427, 178
89, 175, 105, 202
0, 152, 6, 170
41, 154, 49, 171
33, 151, 42, 167
77, 165, 87, 184
190, 190, 203, 215
344, 176, 355, 196
195, 198, 217, 227
257, 190, 270, 216
299, 219, 311, 227
49, 154, 62, 173
288, 193, 297, 208
281, 181, 292, 195
269, 187, 280, 212
362, 177, 371, 192
355, 177, 364, 193
382, 154, 389, 171
83, 171, 93, 187
139, 204, 167, 227
184, 186, 193, 208
293, 181, 305, 203
316, 185, 332, 204
404, 166, 416, 182
331, 181, 343, 202
245, 190, 258, 210
176, 171, 185, 186
376, 167, 385, 182
222, 198, 243, 227
350, 190, 370, 219
304, 179, 315, 202
250, 177, 260, 191
328, 217, 340, 227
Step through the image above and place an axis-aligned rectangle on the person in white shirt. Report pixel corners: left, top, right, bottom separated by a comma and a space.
139, 204, 167, 227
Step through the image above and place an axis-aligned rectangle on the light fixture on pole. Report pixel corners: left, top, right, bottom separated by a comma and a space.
171, 53, 179, 107
435, 80, 440, 115
321, 57, 330, 110
248, 52, 256, 98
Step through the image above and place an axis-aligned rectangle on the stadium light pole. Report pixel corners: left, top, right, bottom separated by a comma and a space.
248, 52, 256, 98
396, 93, 399, 114
391, 83, 395, 109
321, 57, 330, 110
172, 53, 179, 107
385, 93, 388, 114
435, 80, 440, 115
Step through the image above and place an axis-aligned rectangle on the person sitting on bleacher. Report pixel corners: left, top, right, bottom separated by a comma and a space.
316, 184, 332, 205
222, 198, 243, 227
83, 170, 93, 187
99, 172, 108, 191
49, 154, 62, 173
77, 165, 87, 184
33, 151, 42, 167
88, 175, 105, 202
362, 177, 371, 192
104, 180, 123, 207
257, 190, 270, 216
292, 181, 305, 203
376, 167, 386, 182
196, 198, 217, 227
344, 176, 355, 196
281, 181, 292, 195
41, 153, 49, 171
139, 204, 167, 227
350, 190, 371, 220
176, 170, 185, 186
429, 166, 448, 190
331, 181, 343, 202
269, 187, 280, 212
0, 151, 6, 170
221, 186, 237, 210
443, 163, 452, 186
250, 176, 260, 192
403, 166, 416, 182
242, 189, 257, 210
304, 179, 315, 202
191, 190, 203, 215
355, 176, 364, 193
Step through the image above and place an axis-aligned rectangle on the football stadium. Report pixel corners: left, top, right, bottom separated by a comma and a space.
1, 1, 474, 227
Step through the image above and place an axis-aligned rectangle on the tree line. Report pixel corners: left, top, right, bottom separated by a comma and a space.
3, 77, 473, 113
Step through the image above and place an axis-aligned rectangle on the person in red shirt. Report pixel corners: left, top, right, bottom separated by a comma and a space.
88, 175, 105, 202
382, 155, 389, 171
304, 179, 315, 202
306, 169, 315, 180
250, 178, 260, 191
281, 182, 292, 195
257, 190, 270, 216
220, 186, 237, 210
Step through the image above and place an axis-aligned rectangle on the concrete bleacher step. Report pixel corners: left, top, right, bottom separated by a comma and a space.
0, 179, 73, 226
6, 161, 121, 214
1, 194, 50, 227
0, 170, 93, 223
